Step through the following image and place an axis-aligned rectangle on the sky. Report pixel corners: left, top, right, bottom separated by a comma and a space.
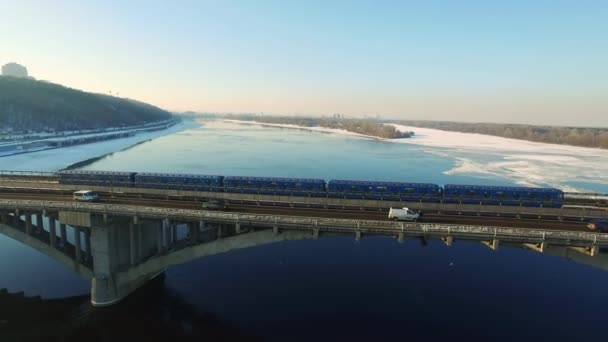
1, 0, 607, 126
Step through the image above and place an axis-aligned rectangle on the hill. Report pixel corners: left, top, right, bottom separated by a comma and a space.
0, 76, 172, 132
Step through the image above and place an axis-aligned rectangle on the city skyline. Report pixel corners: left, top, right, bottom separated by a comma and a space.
2, 0, 607, 126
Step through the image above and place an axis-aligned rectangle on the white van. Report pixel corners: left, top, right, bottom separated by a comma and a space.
73, 190, 99, 202
388, 207, 420, 221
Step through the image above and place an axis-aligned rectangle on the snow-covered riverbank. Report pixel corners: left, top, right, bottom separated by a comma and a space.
225, 119, 608, 192
0, 119, 201, 171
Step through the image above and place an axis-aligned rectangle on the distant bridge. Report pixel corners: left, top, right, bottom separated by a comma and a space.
1, 197, 608, 307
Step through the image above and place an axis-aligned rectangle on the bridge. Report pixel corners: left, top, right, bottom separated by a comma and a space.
1, 174, 608, 306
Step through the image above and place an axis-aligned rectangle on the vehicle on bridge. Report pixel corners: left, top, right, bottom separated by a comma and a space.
73, 190, 99, 202
56, 170, 565, 208
588, 219, 608, 233
388, 207, 420, 221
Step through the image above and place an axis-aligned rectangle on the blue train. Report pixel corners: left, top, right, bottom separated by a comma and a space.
57, 170, 565, 208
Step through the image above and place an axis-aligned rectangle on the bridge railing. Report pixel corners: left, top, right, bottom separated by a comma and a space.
1, 199, 607, 246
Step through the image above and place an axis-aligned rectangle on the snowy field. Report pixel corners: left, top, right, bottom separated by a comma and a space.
0, 119, 200, 172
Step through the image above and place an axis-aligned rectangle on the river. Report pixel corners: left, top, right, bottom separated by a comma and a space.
2, 119, 608, 341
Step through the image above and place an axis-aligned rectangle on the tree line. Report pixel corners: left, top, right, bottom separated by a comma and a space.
226, 115, 413, 139
389, 120, 608, 149
0, 76, 172, 133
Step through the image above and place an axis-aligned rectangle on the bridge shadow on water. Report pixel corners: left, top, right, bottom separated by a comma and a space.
0, 274, 262, 342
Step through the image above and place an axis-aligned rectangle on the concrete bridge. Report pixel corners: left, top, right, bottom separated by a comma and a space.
2, 198, 608, 307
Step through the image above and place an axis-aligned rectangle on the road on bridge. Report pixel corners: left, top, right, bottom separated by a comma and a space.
0, 191, 590, 232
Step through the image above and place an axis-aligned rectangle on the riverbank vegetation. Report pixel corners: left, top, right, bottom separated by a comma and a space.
226, 115, 413, 139
0, 76, 172, 133
390, 120, 608, 149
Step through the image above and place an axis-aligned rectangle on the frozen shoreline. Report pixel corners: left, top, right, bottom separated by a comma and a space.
0, 119, 201, 172
224, 119, 608, 192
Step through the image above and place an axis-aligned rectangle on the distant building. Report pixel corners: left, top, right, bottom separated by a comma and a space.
2, 62, 28, 78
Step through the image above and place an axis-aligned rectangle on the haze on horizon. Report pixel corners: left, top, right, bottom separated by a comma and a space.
2, 0, 607, 127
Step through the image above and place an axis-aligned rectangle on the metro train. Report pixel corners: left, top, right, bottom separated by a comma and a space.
57, 170, 565, 208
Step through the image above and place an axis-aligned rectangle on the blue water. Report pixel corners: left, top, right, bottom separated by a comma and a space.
2, 120, 608, 340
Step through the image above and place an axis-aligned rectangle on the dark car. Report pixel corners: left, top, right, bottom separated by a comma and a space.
588, 219, 608, 232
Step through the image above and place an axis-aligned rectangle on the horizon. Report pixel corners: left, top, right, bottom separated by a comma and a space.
2, 1, 607, 126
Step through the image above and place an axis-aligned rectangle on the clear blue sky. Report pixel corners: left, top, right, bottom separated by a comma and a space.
2, 0, 607, 125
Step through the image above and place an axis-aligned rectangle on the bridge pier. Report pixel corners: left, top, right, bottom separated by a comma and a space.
398, 232, 405, 243
25, 213, 32, 235
90, 215, 164, 307
442, 236, 454, 246
74, 227, 82, 262
49, 217, 57, 248
481, 239, 499, 251
189, 222, 199, 244
524, 242, 546, 253
570, 245, 599, 257
59, 224, 67, 247
36, 213, 43, 233
235, 223, 242, 234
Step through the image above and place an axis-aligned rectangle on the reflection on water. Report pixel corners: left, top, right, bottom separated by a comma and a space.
0, 274, 261, 342
2, 234, 608, 341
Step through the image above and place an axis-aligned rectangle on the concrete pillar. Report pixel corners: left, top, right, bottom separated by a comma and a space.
171, 224, 177, 244
25, 214, 32, 235
157, 224, 163, 254
0, 212, 9, 224
137, 224, 142, 260
398, 232, 405, 243
313, 228, 320, 239
129, 221, 136, 266
217, 225, 223, 239
164, 222, 171, 251
85, 230, 92, 261
273, 225, 279, 235
36, 213, 43, 232
189, 222, 198, 244
442, 236, 454, 246
524, 242, 546, 253
355, 231, 361, 241
235, 223, 241, 234
482, 239, 499, 251
74, 227, 82, 262
90, 216, 166, 307
60, 224, 67, 247
49, 218, 57, 248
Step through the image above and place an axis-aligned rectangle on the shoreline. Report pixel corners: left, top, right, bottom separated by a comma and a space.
0, 119, 201, 172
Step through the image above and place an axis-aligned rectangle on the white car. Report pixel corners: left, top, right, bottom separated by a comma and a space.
388, 207, 420, 221
73, 190, 99, 202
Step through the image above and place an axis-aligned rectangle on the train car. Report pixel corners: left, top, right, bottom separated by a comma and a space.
223, 176, 326, 196
133, 172, 224, 191
57, 170, 136, 187
327, 179, 442, 202
442, 184, 563, 207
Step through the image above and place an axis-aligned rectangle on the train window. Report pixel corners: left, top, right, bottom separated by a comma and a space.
527, 193, 537, 199
351, 186, 359, 192
483, 192, 490, 198
495, 191, 504, 198
544, 194, 551, 201
467, 190, 477, 196
376, 187, 387, 193
404, 188, 415, 194
418, 188, 427, 195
